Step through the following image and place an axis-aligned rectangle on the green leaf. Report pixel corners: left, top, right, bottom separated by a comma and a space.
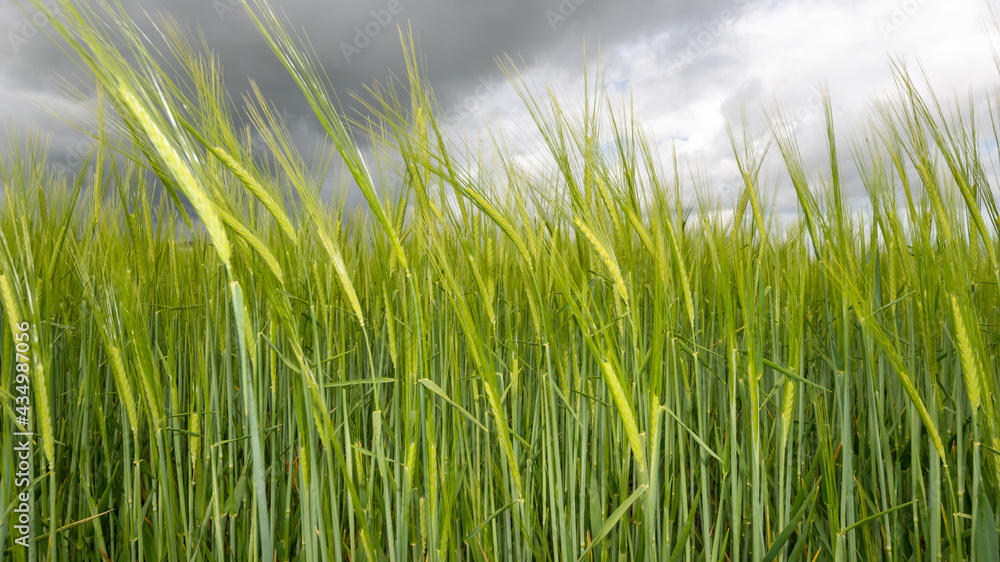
975, 489, 1000, 562
761, 484, 819, 562
418, 378, 488, 433
668, 500, 700, 562
577, 485, 647, 561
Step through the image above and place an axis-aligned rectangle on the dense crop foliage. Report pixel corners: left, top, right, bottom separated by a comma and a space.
1, 1, 999, 560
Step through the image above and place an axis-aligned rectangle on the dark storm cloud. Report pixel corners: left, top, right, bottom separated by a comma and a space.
1, 0, 754, 159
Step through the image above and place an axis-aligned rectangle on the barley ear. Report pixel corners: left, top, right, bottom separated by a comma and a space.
0, 273, 21, 333
950, 295, 981, 412
117, 84, 231, 267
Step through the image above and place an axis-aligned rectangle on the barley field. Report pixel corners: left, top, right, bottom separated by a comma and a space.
0, 1, 999, 560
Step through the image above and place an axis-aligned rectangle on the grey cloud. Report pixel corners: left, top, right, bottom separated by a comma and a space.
3, 0, 761, 128
1, 0, 766, 207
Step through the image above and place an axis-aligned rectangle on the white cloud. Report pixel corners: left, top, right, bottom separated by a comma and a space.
440, 0, 999, 212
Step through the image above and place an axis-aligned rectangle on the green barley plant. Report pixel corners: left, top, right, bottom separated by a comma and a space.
0, 0, 998, 560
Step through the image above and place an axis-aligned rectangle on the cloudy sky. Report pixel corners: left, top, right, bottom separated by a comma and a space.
1, 0, 998, 211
